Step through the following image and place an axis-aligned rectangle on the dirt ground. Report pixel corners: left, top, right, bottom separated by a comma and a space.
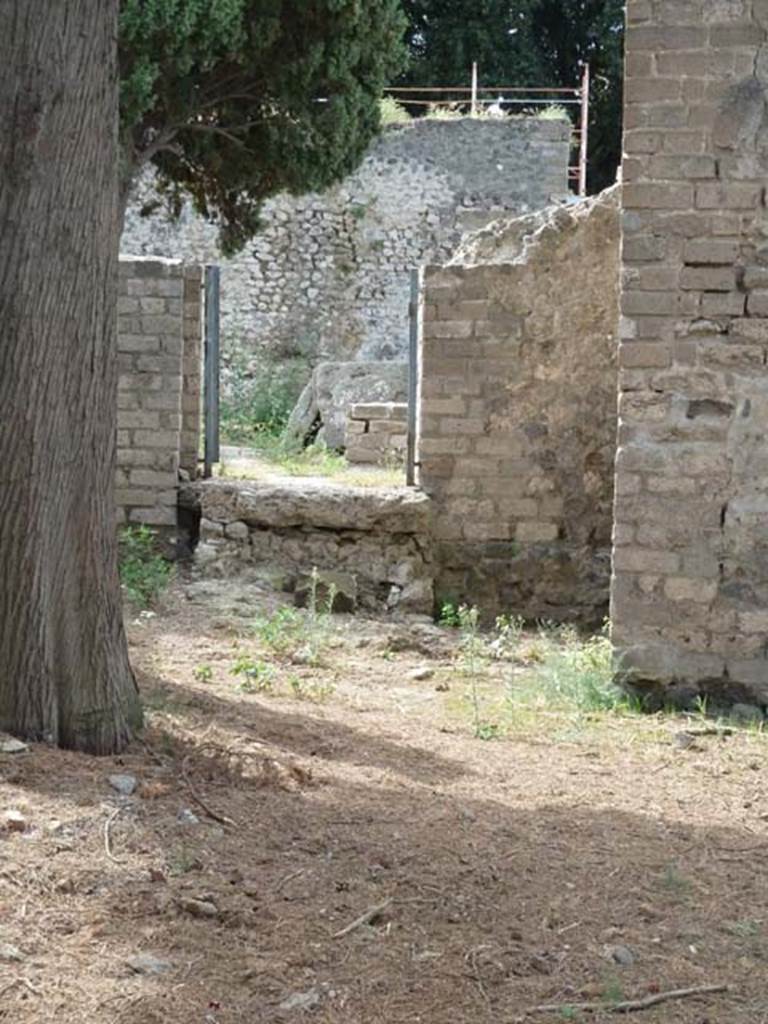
2, 576, 768, 1024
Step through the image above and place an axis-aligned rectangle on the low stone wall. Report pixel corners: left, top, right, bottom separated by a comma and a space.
117, 256, 202, 528
194, 479, 433, 613
347, 403, 407, 465
417, 189, 620, 624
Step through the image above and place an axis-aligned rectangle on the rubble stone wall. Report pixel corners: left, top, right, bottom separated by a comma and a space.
417, 189, 620, 624
194, 479, 433, 613
614, 0, 768, 706
122, 119, 570, 368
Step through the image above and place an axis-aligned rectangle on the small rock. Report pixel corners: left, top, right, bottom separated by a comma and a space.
290, 647, 313, 667
408, 666, 434, 681
224, 520, 249, 542
0, 737, 28, 754
126, 953, 172, 976
5, 809, 27, 833
673, 731, 697, 751
109, 773, 137, 796
604, 944, 636, 966
435, 682, 450, 693
279, 987, 321, 1013
178, 896, 218, 918
177, 808, 200, 826
0, 943, 25, 962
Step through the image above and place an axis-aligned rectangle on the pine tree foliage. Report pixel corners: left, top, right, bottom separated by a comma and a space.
119, 0, 407, 253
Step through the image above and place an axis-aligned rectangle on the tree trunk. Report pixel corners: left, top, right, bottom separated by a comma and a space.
0, 1, 142, 753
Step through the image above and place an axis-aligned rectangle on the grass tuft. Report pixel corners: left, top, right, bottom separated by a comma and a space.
119, 525, 173, 608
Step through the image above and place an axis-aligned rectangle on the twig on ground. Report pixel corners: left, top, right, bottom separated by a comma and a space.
180, 754, 237, 828
332, 897, 393, 939
522, 983, 729, 1016
104, 806, 125, 864
275, 869, 305, 893
465, 946, 492, 1006
557, 921, 581, 935
683, 727, 733, 737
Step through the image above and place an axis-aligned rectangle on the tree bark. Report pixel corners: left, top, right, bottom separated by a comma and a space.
0, 1, 142, 753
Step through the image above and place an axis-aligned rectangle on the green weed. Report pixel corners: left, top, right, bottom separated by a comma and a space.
725, 918, 761, 939
253, 606, 304, 656
193, 664, 213, 683
507, 624, 637, 716
167, 845, 202, 876
601, 975, 625, 1007
119, 525, 173, 608
288, 674, 336, 703
456, 605, 499, 739
490, 613, 525, 660
438, 601, 462, 628
300, 567, 338, 666
220, 350, 307, 447
537, 104, 571, 121
380, 95, 411, 126
231, 656, 275, 693
252, 567, 337, 668
661, 863, 692, 898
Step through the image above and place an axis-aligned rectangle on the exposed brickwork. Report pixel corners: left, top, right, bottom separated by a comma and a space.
346, 402, 407, 465
116, 257, 201, 528
614, 0, 768, 705
417, 190, 620, 624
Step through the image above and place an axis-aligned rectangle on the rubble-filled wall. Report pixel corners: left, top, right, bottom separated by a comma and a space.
116, 257, 202, 527
417, 188, 620, 624
122, 119, 570, 366
614, 0, 768, 706
195, 478, 433, 613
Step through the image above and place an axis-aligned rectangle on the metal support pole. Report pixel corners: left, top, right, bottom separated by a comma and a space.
203, 265, 220, 478
578, 62, 590, 197
406, 268, 420, 487
470, 62, 478, 117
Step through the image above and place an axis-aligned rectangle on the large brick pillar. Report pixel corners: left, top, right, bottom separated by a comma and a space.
613, 0, 768, 705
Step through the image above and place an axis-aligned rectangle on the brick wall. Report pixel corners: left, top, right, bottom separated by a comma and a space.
116, 257, 202, 528
346, 402, 407, 465
614, 0, 768, 705
417, 189, 619, 624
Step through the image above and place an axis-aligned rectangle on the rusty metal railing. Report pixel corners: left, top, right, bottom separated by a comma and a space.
385, 62, 590, 197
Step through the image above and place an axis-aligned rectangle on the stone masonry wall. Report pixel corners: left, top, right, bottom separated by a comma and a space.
116, 257, 202, 527
194, 478, 433, 614
614, 0, 768, 706
122, 119, 570, 369
418, 189, 620, 624
346, 402, 408, 465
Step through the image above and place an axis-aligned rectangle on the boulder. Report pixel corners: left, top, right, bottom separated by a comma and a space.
285, 361, 408, 450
